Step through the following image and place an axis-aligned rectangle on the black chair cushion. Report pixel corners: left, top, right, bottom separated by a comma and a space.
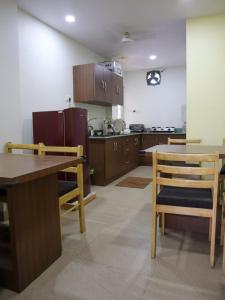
220, 164, 225, 175
58, 180, 77, 197
156, 186, 212, 209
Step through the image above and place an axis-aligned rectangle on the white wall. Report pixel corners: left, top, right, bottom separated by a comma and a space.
18, 10, 109, 142
124, 66, 186, 129
0, 0, 22, 152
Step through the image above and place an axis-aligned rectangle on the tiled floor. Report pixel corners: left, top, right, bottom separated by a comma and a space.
1, 166, 225, 299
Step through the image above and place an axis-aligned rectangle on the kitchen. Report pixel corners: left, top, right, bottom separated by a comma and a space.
1, 0, 225, 298
32, 61, 186, 189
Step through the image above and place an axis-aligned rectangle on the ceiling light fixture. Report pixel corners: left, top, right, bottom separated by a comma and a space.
149, 55, 157, 60
65, 15, 76, 23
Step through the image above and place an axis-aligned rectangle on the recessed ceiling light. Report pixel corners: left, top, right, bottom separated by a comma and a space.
65, 15, 76, 23
149, 55, 157, 60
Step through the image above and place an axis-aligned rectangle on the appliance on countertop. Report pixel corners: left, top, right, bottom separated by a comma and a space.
103, 118, 126, 135
129, 124, 145, 132
150, 126, 175, 132
100, 61, 123, 77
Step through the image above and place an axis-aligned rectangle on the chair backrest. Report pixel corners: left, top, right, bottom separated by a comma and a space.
168, 138, 202, 145
39, 145, 83, 157
39, 144, 84, 196
5, 142, 43, 155
152, 151, 219, 207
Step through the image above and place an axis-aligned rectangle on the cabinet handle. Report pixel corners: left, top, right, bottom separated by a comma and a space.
101, 80, 104, 89
114, 142, 118, 151
105, 81, 107, 91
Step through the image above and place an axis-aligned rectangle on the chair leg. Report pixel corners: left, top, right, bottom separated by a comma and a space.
151, 210, 157, 258
210, 216, 216, 268
223, 227, 225, 273
221, 205, 224, 246
78, 196, 86, 233
161, 213, 165, 235
209, 218, 212, 242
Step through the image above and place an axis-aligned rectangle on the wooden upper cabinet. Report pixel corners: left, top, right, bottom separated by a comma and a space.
73, 63, 123, 106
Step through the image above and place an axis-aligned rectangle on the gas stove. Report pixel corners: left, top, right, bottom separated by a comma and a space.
151, 126, 175, 132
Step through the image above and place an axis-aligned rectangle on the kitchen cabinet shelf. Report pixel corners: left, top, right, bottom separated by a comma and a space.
73, 63, 123, 106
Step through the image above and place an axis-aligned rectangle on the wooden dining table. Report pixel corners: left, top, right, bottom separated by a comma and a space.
0, 153, 81, 292
143, 144, 225, 233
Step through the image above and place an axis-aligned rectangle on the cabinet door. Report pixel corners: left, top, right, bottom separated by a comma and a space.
73, 64, 95, 103
112, 73, 124, 105
89, 140, 105, 185
117, 76, 124, 105
132, 136, 140, 167
122, 137, 132, 171
157, 134, 170, 144
140, 134, 156, 166
95, 64, 105, 102
141, 135, 157, 150
157, 133, 186, 144
104, 68, 113, 103
105, 139, 119, 180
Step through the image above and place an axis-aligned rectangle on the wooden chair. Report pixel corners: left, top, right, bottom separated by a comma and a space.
222, 192, 225, 273
39, 145, 86, 233
151, 151, 219, 267
168, 138, 202, 145
5, 141, 42, 154
160, 138, 203, 234
220, 138, 225, 244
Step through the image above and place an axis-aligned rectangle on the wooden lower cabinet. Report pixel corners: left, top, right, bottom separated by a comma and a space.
89, 135, 140, 186
139, 133, 186, 165
89, 133, 185, 185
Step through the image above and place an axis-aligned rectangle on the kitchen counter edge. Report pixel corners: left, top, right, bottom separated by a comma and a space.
89, 132, 186, 139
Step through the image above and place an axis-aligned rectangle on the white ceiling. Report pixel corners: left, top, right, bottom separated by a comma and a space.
16, 0, 225, 71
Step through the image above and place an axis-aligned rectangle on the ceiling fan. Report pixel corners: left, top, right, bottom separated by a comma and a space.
120, 32, 134, 43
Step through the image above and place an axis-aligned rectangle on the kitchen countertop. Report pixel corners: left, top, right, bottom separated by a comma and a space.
89, 131, 186, 139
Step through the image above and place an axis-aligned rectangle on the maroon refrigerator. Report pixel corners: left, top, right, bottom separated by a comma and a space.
32, 107, 91, 196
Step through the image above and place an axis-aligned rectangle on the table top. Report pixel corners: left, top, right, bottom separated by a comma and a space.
0, 154, 81, 184
144, 144, 225, 158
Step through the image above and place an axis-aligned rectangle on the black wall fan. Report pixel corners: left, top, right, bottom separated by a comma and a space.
146, 70, 161, 86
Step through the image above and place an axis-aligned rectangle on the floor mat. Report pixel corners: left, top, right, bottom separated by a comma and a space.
116, 176, 152, 189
